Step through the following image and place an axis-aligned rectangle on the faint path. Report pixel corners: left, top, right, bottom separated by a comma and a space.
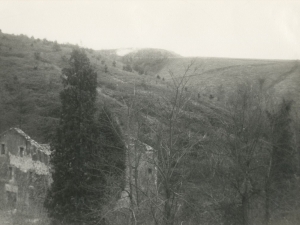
266, 61, 299, 90
112, 77, 126, 83
97, 87, 124, 107
184, 62, 279, 78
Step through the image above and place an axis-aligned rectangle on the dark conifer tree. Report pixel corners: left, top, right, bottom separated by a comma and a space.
96, 106, 126, 176
45, 49, 105, 225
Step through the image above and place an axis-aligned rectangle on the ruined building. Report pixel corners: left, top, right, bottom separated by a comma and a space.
0, 128, 51, 214
0, 127, 157, 217
117, 138, 157, 209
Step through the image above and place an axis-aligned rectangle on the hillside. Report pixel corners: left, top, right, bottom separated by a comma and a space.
158, 58, 300, 109
0, 31, 299, 143
98, 47, 181, 76
1, 31, 300, 225
98, 46, 299, 111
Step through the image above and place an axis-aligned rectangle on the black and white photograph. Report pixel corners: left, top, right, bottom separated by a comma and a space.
0, 0, 299, 224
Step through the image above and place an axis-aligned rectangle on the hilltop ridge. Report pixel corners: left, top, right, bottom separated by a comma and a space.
0, 31, 299, 142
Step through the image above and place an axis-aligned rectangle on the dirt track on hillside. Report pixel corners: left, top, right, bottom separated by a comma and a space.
266, 61, 299, 90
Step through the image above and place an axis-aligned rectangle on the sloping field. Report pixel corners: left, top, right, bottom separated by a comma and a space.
156, 57, 299, 108
0, 32, 299, 141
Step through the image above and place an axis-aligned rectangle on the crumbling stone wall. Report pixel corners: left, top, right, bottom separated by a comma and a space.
0, 128, 50, 214
117, 138, 157, 209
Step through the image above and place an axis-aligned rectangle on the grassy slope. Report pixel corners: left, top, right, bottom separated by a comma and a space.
0, 33, 165, 142
152, 57, 300, 112
158, 57, 298, 90
0, 31, 299, 143
0, 34, 62, 142
1, 32, 299, 224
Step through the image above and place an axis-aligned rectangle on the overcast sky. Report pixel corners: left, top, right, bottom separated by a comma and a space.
0, 0, 300, 59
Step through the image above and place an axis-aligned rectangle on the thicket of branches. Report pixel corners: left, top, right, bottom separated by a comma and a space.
43, 54, 300, 225
102, 66, 300, 225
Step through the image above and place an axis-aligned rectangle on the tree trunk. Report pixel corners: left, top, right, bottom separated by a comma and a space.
264, 181, 271, 225
242, 195, 249, 225
164, 186, 173, 225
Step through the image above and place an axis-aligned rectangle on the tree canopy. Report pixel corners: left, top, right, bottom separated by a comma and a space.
45, 49, 125, 225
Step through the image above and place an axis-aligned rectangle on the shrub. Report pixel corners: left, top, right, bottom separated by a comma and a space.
52, 41, 61, 51
61, 55, 67, 62
34, 52, 41, 60
133, 64, 144, 75
42, 38, 50, 45
123, 64, 132, 72
86, 48, 94, 53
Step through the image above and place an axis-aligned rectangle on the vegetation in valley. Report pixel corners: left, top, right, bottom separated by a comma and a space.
0, 31, 300, 224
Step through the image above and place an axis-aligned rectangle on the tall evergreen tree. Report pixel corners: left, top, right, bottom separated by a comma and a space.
45, 49, 104, 225
96, 106, 126, 176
